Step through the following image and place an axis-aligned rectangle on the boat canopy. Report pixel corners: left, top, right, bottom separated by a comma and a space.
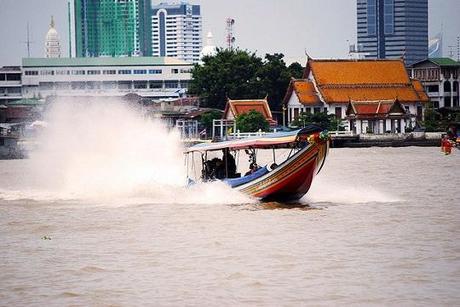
185, 125, 324, 153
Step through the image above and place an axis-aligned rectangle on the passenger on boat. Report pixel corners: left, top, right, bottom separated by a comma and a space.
221, 150, 237, 178
245, 162, 260, 176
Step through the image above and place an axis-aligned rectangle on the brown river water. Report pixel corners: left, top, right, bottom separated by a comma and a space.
0, 146, 459, 306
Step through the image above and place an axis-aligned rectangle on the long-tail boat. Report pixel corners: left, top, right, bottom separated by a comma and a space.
184, 125, 329, 201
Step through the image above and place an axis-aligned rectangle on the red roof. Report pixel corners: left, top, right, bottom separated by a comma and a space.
223, 98, 277, 126
346, 100, 408, 119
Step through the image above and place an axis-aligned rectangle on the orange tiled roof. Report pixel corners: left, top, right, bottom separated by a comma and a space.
310, 59, 411, 85
292, 80, 321, 104
223, 99, 276, 125
305, 59, 428, 104
282, 79, 321, 106
411, 80, 429, 102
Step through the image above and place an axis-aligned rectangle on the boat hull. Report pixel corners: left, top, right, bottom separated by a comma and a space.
235, 140, 329, 201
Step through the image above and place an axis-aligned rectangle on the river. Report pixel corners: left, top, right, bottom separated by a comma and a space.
0, 146, 459, 306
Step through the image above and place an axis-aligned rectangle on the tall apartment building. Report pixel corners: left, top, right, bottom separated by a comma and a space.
74, 0, 149, 57
357, 0, 428, 66
151, 2, 202, 63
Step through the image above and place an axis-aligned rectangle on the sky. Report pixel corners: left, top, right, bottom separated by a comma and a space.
0, 0, 459, 66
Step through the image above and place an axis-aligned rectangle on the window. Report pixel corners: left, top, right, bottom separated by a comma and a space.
25, 70, 38, 76
134, 81, 148, 89
149, 69, 162, 74
133, 69, 147, 75
314, 107, 321, 114
118, 69, 132, 75
40, 70, 54, 76
444, 81, 451, 92
87, 70, 101, 75
103, 70, 116, 75
180, 68, 191, 73
171, 69, 179, 74
335, 107, 342, 119
384, 0, 394, 34
56, 70, 69, 75
367, 0, 376, 36
164, 80, 178, 88
71, 70, 85, 75
149, 81, 163, 89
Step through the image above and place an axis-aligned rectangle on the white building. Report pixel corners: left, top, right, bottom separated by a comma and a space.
151, 2, 202, 63
410, 58, 460, 109
0, 66, 22, 105
21, 57, 192, 100
45, 16, 61, 58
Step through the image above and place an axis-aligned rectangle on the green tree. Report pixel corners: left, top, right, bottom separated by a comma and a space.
200, 110, 222, 133
423, 103, 444, 132
189, 48, 264, 110
235, 110, 269, 132
257, 53, 292, 112
291, 112, 340, 131
189, 49, 304, 112
288, 62, 304, 79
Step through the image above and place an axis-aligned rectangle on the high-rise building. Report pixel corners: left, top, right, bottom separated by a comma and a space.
74, 0, 147, 57
357, 0, 428, 66
151, 2, 202, 63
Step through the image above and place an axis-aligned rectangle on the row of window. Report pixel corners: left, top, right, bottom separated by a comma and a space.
36, 80, 188, 90
24, 68, 191, 76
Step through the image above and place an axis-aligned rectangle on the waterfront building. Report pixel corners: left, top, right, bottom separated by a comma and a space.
21, 57, 192, 100
410, 58, 460, 109
0, 66, 22, 105
151, 2, 202, 63
283, 58, 429, 134
223, 99, 277, 127
45, 16, 62, 58
74, 0, 148, 57
357, 0, 428, 66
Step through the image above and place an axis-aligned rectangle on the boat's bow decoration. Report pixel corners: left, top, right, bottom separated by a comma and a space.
185, 125, 330, 201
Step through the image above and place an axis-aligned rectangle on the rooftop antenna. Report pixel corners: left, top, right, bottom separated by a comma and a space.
24, 22, 34, 58
68, 0, 72, 57
226, 18, 235, 49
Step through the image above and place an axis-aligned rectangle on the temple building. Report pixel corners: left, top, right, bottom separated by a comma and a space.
200, 32, 218, 60
223, 98, 277, 127
45, 16, 61, 58
283, 58, 429, 134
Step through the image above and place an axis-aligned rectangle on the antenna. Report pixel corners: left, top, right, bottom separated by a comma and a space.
226, 18, 235, 49
24, 22, 35, 58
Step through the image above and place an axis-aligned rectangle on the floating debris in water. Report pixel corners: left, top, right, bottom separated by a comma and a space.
41, 235, 52, 240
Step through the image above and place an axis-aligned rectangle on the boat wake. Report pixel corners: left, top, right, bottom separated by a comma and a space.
0, 99, 254, 206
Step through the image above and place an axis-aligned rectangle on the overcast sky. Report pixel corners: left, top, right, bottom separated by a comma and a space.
0, 0, 459, 66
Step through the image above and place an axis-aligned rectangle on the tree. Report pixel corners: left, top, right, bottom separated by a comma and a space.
200, 110, 222, 133
423, 103, 444, 132
291, 112, 340, 131
189, 49, 304, 112
189, 49, 264, 110
257, 53, 292, 112
288, 62, 304, 79
235, 110, 269, 132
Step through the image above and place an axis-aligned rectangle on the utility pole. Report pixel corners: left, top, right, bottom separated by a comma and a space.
24, 22, 34, 58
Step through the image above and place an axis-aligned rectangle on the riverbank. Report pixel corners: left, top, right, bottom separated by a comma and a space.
330, 132, 442, 148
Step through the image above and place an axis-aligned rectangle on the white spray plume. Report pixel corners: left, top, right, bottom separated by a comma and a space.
24, 98, 254, 205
